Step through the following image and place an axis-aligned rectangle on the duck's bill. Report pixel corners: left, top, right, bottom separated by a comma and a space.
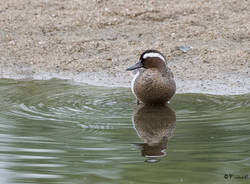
126, 62, 143, 71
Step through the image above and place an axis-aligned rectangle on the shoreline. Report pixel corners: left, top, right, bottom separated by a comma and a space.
1, 67, 249, 95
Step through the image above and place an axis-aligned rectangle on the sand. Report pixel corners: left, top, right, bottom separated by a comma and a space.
0, 0, 249, 95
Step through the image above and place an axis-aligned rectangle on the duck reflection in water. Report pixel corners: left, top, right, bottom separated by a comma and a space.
132, 104, 176, 163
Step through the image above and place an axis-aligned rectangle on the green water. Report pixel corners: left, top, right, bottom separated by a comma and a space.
0, 79, 249, 184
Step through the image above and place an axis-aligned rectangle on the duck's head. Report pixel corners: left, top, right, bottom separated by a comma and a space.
126, 50, 167, 71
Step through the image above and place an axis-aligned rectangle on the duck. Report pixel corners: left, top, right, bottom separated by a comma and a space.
126, 50, 176, 105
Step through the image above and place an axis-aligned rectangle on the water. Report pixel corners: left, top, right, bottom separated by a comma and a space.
0, 79, 249, 184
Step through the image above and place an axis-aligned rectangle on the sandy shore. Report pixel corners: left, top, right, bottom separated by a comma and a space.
0, 0, 249, 94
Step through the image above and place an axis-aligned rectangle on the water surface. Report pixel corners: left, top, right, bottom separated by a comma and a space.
0, 79, 249, 184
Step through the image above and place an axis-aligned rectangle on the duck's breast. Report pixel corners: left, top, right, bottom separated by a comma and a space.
134, 70, 176, 104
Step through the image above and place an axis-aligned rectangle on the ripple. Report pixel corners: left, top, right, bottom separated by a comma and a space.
0, 80, 132, 135
16, 173, 63, 179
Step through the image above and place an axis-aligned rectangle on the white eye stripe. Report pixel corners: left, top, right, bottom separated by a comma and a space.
142, 52, 165, 62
